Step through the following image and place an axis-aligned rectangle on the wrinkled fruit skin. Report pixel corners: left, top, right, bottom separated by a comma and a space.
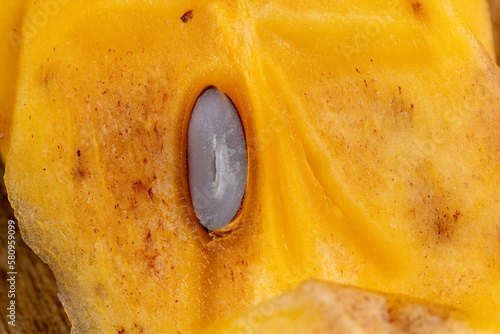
2, 0, 500, 333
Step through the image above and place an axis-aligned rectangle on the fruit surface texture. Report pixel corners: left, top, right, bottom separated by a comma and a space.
209, 280, 500, 333
491, 0, 500, 63
452, 0, 496, 58
3, 0, 500, 333
0, 0, 24, 161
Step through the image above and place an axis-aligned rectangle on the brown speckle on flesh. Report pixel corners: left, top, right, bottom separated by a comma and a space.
181, 10, 193, 23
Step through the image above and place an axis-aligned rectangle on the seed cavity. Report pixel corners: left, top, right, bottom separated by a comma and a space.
188, 87, 248, 231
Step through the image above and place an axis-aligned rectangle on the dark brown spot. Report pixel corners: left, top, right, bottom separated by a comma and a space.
132, 180, 147, 193
181, 10, 193, 23
410, 0, 425, 17
433, 209, 462, 239
412, 2, 422, 13
73, 154, 88, 180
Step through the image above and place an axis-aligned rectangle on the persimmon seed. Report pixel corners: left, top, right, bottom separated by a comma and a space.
188, 87, 247, 231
